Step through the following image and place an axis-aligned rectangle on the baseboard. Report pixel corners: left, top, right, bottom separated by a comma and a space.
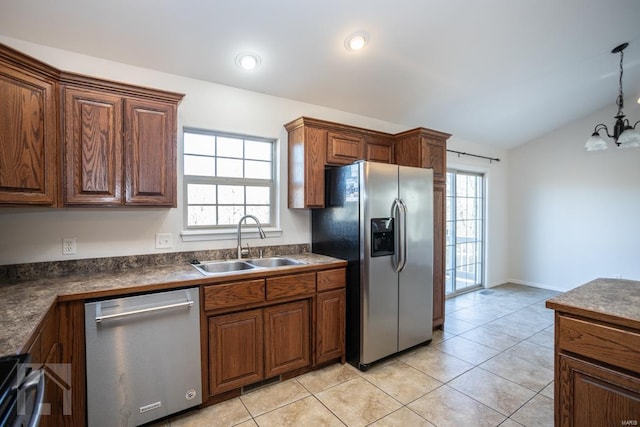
506, 278, 565, 292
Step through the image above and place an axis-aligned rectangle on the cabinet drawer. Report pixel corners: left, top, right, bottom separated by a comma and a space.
316, 268, 346, 292
558, 314, 640, 374
204, 279, 265, 310
266, 273, 316, 300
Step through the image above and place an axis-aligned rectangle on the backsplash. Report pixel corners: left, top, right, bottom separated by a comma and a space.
0, 244, 310, 283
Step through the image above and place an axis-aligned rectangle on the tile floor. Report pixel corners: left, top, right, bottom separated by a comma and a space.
154, 283, 560, 427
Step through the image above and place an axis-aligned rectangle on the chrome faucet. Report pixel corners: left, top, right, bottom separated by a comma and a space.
237, 214, 267, 259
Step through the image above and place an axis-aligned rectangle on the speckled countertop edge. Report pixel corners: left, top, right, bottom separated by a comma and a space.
0, 252, 346, 355
545, 278, 640, 327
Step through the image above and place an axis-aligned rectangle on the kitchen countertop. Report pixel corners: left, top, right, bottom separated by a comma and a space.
0, 253, 346, 355
545, 278, 640, 328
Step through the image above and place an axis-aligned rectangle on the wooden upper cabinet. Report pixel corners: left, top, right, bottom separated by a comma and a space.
63, 88, 123, 204
394, 128, 450, 182
60, 77, 182, 206
365, 135, 393, 164
0, 44, 58, 206
326, 131, 364, 165
285, 117, 397, 208
285, 118, 327, 209
0, 42, 183, 207
124, 98, 176, 206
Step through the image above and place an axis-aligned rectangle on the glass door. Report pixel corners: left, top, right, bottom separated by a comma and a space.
445, 170, 484, 296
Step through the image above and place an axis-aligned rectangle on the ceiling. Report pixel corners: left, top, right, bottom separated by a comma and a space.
1, 0, 640, 148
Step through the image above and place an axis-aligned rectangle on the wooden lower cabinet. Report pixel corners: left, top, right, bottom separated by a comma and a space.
558, 354, 640, 427
208, 300, 313, 396
264, 300, 310, 377
316, 289, 345, 364
208, 309, 264, 395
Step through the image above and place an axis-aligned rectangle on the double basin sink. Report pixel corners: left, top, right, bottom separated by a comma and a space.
192, 257, 306, 276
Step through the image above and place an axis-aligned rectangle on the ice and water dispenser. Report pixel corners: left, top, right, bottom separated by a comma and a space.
371, 218, 394, 257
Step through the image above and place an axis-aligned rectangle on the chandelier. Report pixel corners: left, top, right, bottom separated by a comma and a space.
585, 42, 640, 151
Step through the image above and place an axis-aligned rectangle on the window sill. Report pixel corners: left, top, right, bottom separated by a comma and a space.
180, 227, 282, 242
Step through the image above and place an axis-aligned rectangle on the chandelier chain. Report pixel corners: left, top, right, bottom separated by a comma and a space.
616, 47, 624, 115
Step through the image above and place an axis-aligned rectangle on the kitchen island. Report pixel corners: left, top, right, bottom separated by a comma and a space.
545, 278, 640, 427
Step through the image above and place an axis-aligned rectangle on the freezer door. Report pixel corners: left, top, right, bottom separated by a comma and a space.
360, 161, 400, 365
398, 165, 433, 350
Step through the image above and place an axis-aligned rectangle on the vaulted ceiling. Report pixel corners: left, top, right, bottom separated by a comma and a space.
2, 0, 639, 148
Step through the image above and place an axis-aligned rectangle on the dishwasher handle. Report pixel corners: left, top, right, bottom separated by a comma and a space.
95, 299, 194, 323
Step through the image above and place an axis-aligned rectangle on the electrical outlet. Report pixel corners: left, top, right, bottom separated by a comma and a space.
155, 233, 173, 249
62, 237, 77, 255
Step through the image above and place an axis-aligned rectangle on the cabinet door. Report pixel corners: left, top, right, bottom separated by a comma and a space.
366, 140, 393, 164
558, 354, 640, 427
432, 182, 445, 328
123, 98, 176, 206
316, 289, 345, 364
209, 310, 264, 395
0, 61, 57, 205
264, 300, 310, 378
326, 132, 364, 165
63, 88, 123, 204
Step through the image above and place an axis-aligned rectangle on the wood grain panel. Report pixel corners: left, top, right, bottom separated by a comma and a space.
558, 354, 640, 427
316, 289, 345, 364
304, 126, 326, 208
57, 301, 85, 427
0, 57, 57, 205
423, 138, 446, 182
123, 98, 176, 206
63, 88, 122, 204
326, 132, 364, 165
316, 268, 346, 292
558, 315, 640, 373
263, 300, 310, 377
366, 141, 393, 163
432, 182, 446, 328
287, 125, 306, 208
266, 272, 316, 300
209, 310, 264, 394
204, 279, 265, 310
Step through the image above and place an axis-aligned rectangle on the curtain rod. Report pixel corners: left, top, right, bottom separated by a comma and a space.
447, 149, 500, 163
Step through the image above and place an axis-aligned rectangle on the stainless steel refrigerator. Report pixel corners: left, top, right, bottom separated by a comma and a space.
312, 161, 433, 370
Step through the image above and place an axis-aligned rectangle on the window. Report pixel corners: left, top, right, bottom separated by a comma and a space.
446, 170, 484, 296
183, 129, 275, 229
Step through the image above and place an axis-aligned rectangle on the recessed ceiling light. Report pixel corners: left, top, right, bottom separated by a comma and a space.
235, 52, 261, 70
344, 32, 369, 51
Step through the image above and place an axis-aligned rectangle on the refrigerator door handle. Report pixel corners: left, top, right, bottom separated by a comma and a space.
392, 198, 408, 273
391, 198, 401, 272
398, 198, 408, 272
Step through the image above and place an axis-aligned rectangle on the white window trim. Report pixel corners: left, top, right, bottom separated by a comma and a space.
181, 127, 278, 240
180, 227, 282, 242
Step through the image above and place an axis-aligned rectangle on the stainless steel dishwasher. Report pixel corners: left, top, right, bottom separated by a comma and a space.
85, 287, 202, 427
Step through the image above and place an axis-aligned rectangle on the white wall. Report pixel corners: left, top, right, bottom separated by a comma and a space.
0, 36, 407, 264
0, 36, 512, 286
508, 99, 640, 291
447, 138, 510, 288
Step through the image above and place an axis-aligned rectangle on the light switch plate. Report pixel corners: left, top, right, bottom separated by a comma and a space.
155, 233, 173, 249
